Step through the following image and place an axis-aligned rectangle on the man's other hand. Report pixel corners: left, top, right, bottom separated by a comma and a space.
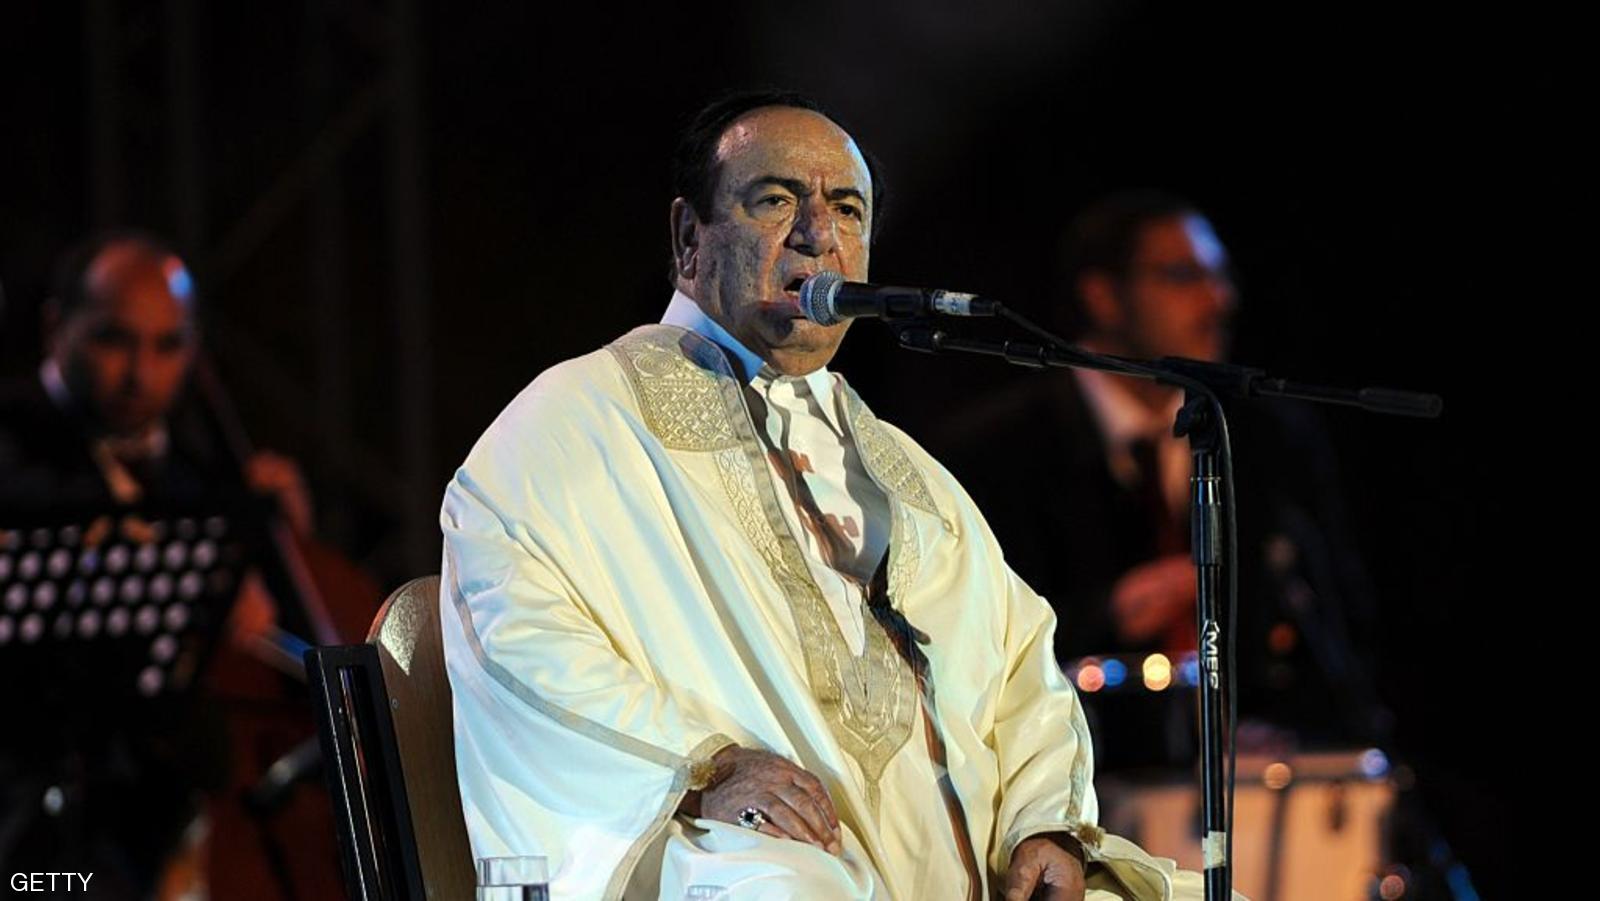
1005, 834, 1086, 901
697, 746, 843, 857
1110, 553, 1196, 643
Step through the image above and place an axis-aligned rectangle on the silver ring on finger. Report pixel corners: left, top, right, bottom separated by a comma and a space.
736, 806, 771, 830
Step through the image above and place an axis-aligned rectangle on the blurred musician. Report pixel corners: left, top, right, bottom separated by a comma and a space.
0, 231, 359, 899
937, 192, 1382, 763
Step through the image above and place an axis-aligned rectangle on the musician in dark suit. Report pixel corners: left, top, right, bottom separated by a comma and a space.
934, 192, 1381, 765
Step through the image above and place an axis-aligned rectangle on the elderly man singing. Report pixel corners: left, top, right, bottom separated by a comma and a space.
441, 90, 1224, 900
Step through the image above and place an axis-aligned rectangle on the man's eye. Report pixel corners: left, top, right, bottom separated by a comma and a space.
835, 204, 863, 220
759, 195, 791, 207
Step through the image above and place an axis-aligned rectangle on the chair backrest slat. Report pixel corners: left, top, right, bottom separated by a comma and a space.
368, 576, 475, 899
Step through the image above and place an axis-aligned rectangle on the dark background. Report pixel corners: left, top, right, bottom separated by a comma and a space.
2, 3, 1551, 896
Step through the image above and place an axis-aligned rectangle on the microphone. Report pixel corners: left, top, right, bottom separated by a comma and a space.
799, 271, 997, 326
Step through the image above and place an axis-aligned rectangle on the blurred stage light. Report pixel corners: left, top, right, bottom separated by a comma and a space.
1101, 658, 1127, 688
1142, 653, 1172, 691
1076, 661, 1106, 693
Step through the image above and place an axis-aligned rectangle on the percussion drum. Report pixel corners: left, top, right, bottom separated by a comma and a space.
1104, 750, 1396, 901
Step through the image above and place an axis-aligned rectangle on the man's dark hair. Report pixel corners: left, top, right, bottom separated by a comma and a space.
1054, 189, 1199, 336
51, 229, 191, 320
670, 89, 887, 241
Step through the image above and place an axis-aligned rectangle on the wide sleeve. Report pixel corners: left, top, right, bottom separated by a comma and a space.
985, 550, 1206, 900
439, 387, 734, 900
886, 417, 1221, 899
986, 562, 1103, 876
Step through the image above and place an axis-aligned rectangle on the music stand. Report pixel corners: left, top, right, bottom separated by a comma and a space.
0, 503, 255, 728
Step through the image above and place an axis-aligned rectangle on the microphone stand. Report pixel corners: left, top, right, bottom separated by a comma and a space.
890, 317, 1440, 901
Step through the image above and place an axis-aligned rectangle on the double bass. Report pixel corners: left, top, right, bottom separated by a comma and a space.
186, 358, 382, 901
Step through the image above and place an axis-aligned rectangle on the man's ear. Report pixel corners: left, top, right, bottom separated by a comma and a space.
1078, 270, 1125, 334
669, 197, 700, 282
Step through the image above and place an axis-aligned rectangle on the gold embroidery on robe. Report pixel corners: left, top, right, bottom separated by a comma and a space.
609, 327, 917, 811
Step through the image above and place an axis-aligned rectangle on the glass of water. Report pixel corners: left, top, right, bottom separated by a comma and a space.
475, 856, 549, 901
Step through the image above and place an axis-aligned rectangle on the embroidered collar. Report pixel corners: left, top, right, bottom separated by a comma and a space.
661, 291, 841, 434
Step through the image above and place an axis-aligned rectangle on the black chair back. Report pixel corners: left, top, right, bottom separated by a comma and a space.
305, 643, 428, 901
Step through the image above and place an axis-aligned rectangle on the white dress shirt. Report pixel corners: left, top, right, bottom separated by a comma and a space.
662, 291, 889, 655
1073, 363, 1189, 515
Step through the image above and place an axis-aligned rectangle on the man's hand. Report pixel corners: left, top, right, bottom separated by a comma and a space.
1110, 554, 1196, 643
694, 746, 843, 857
1005, 834, 1086, 901
245, 450, 313, 536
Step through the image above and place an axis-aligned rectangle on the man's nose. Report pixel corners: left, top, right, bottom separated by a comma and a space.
786, 196, 838, 257
125, 345, 158, 393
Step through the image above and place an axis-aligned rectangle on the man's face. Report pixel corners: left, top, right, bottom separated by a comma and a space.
674, 106, 873, 376
1110, 214, 1236, 362
51, 244, 198, 436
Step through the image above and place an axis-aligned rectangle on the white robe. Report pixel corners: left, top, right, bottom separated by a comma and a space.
441, 324, 1219, 900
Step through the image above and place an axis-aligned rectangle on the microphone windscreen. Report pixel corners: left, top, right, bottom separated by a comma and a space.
799, 271, 846, 325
